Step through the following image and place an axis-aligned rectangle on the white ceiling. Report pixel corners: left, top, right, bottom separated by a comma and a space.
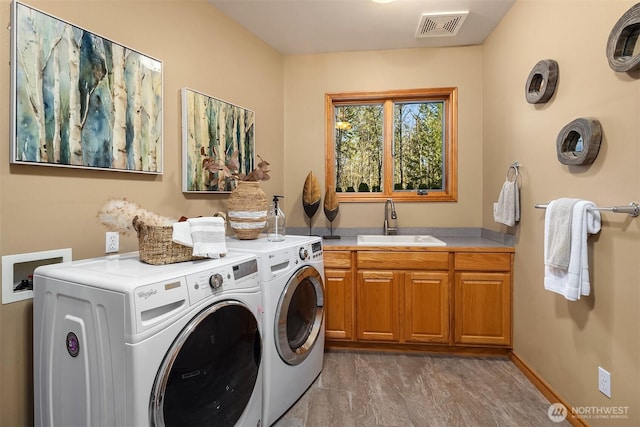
208, 0, 516, 55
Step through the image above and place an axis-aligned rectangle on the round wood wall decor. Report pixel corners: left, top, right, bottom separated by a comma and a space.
525, 59, 558, 104
556, 118, 601, 166
607, 4, 640, 72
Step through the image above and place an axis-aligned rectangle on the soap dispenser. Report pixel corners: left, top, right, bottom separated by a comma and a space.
267, 195, 286, 241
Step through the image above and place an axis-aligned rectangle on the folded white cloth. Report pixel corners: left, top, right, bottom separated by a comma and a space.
544, 200, 601, 301
172, 221, 193, 247
493, 179, 520, 226
187, 217, 227, 259
544, 198, 579, 269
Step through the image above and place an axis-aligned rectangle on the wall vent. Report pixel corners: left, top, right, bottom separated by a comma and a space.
415, 11, 468, 38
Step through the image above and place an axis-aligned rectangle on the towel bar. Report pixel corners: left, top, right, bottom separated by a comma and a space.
534, 202, 640, 217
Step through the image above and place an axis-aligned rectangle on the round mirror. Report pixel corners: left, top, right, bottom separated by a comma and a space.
556, 118, 601, 165
525, 59, 558, 104
561, 131, 584, 156
607, 4, 640, 72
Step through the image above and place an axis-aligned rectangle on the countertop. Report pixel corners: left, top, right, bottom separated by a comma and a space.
286, 227, 515, 252
320, 236, 514, 252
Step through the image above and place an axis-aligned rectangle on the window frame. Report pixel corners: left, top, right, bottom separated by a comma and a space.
325, 87, 458, 203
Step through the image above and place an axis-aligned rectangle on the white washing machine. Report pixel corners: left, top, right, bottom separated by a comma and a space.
33, 252, 263, 427
226, 234, 325, 426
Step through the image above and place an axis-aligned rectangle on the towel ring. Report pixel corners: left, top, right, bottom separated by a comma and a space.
506, 162, 519, 182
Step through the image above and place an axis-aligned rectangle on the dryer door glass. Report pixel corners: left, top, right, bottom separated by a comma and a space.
276, 266, 324, 365
150, 301, 261, 427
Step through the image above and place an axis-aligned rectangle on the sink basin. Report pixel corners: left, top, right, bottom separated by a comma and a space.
356, 235, 446, 247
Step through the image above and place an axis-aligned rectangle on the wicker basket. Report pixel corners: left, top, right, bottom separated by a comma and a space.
133, 216, 203, 265
227, 181, 268, 240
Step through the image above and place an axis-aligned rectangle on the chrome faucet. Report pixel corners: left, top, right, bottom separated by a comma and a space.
383, 198, 398, 235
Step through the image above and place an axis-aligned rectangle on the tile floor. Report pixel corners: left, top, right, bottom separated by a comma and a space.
273, 350, 571, 427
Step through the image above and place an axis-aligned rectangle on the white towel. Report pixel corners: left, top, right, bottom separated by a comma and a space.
544, 200, 601, 301
544, 198, 579, 269
187, 217, 227, 259
172, 221, 193, 247
493, 180, 520, 226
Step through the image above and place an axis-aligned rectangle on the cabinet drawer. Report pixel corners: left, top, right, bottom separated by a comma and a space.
324, 251, 353, 268
357, 251, 449, 270
454, 253, 511, 272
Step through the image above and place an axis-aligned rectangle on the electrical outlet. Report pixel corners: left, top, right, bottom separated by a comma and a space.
105, 232, 119, 253
598, 367, 611, 398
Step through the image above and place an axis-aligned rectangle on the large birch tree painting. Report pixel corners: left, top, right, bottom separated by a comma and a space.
11, 2, 162, 173
182, 88, 255, 192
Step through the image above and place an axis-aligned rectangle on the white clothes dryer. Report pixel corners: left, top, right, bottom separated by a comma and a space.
226, 235, 325, 426
33, 252, 263, 427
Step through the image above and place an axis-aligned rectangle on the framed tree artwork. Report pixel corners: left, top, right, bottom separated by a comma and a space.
10, 1, 163, 174
181, 87, 255, 193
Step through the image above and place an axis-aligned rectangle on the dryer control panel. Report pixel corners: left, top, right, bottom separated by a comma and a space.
298, 241, 323, 261
298, 242, 322, 261
310, 240, 323, 260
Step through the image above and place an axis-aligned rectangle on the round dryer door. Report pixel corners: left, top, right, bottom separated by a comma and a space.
275, 265, 324, 365
150, 301, 261, 427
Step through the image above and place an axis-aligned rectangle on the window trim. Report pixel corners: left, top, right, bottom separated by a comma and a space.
325, 87, 458, 203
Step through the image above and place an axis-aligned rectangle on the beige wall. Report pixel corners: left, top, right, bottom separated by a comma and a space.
2, 0, 639, 425
0, 1, 284, 424
483, 0, 640, 425
283, 47, 484, 230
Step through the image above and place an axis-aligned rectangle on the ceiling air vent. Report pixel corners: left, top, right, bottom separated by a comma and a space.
415, 11, 469, 38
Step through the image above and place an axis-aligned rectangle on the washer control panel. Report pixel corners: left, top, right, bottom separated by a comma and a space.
133, 277, 189, 334
186, 258, 258, 306
209, 273, 224, 290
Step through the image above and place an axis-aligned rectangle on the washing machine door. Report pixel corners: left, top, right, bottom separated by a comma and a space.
150, 300, 261, 427
275, 265, 324, 365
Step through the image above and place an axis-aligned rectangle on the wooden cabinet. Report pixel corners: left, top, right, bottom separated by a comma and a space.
323, 251, 355, 340
403, 271, 450, 343
356, 251, 450, 344
453, 253, 512, 346
356, 270, 400, 341
323, 247, 513, 352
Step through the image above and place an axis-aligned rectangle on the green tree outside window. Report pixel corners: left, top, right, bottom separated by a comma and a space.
326, 88, 457, 203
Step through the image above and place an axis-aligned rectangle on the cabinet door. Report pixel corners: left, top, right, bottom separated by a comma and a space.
403, 271, 450, 344
356, 270, 400, 342
324, 269, 354, 340
454, 272, 511, 346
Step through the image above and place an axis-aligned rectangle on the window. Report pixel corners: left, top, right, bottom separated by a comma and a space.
325, 88, 457, 202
